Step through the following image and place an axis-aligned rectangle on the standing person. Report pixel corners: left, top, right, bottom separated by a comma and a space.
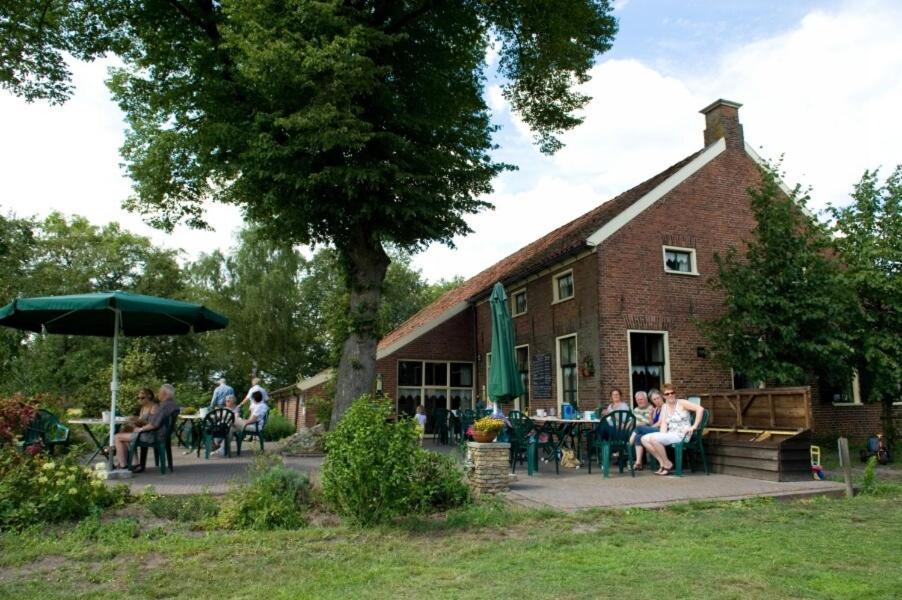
641, 383, 705, 476
113, 384, 181, 472
238, 377, 269, 409
210, 378, 235, 409
414, 405, 427, 440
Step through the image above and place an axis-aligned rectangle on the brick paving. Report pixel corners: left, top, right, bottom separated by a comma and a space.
107, 439, 845, 509
506, 465, 846, 511
104, 443, 323, 495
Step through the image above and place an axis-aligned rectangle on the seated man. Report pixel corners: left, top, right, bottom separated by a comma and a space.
632, 391, 652, 425
215, 390, 268, 456
113, 383, 180, 471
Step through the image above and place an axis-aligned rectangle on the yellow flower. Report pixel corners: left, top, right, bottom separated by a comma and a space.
68, 487, 78, 495
91, 479, 103, 488
37, 476, 48, 484
41, 462, 55, 471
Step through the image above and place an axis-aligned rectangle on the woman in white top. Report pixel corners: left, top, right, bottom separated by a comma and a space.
641, 384, 705, 476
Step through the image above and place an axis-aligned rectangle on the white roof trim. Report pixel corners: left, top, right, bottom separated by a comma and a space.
743, 142, 816, 219
586, 137, 727, 247
376, 300, 470, 359
298, 368, 333, 391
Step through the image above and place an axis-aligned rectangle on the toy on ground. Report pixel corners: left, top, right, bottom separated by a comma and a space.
810, 445, 826, 480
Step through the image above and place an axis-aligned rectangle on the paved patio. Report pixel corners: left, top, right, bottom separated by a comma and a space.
105, 439, 846, 509
103, 443, 323, 495
506, 466, 846, 511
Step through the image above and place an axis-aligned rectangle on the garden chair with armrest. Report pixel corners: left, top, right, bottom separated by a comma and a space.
233, 412, 268, 456
589, 410, 636, 478
198, 408, 235, 459
20, 409, 70, 455
672, 408, 710, 476
127, 410, 180, 474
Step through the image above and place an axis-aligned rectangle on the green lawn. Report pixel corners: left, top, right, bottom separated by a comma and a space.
1, 485, 900, 600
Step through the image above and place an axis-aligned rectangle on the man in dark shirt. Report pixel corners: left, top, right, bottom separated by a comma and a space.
113, 383, 180, 470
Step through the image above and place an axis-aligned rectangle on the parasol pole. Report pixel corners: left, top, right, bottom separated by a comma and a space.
108, 309, 121, 469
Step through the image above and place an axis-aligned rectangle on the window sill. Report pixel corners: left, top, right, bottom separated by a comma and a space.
512, 311, 527, 318
551, 296, 574, 306
664, 269, 700, 277
831, 402, 863, 407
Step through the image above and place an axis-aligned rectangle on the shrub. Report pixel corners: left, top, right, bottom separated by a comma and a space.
322, 396, 470, 525
0, 449, 129, 529
409, 451, 470, 512
0, 396, 38, 445
263, 409, 295, 441
215, 455, 310, 530
322, 396, 421, 525
140, 488, 220, 523
307, 396, 332, 430
861, 456, 878, 495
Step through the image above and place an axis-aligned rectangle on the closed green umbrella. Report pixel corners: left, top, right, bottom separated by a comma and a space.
487, 282, 524, 413
0, 291, 228, 466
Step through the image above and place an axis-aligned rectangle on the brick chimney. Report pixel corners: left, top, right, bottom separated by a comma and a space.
700, 99, 744, 149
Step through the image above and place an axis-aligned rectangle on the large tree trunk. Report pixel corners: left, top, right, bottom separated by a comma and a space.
331, 230, 390, 428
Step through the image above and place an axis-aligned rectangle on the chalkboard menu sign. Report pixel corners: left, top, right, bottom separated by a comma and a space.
531, 353, 553, 399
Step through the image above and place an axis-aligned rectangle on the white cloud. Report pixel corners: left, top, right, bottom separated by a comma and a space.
0, 58, 245, 260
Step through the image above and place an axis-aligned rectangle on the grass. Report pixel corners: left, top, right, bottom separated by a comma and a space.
1, 485, 901, 599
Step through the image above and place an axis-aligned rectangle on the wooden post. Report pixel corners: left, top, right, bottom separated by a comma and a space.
838, 437, 854, 498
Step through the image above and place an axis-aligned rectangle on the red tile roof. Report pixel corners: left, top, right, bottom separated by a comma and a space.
377, 148, 705, 353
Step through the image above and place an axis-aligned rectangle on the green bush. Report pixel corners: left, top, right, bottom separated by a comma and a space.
263, 409, 295, 441
861, 456, 878, 495
307, 396, 332, 430
322, 396, 469, 525
215, 455, 310, 530
0, 449, 129, 530
409, 451, 470, 512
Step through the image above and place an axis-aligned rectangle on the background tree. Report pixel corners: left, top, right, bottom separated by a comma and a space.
703, 163, 855, 391
829, 166, 902, 440
0, 0, 618, 424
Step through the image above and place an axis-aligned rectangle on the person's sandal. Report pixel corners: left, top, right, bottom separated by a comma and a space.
635, 463, 645, 471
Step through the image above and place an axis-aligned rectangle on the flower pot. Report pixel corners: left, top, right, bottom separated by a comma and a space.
472, 430, 498, 443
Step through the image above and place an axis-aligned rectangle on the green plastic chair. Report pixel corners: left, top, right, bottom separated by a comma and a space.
589, 410, 636, 478
20, 409, 70, 454
233, 411, 268, 456
127, 410, 180, 474
198, 408, 235, 459
458, 409, 475, 447
672, 409, 710, 477
507, 413, 534, 473
432, 407, 450, 445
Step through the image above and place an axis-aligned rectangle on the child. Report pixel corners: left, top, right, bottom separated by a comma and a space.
415, 405, 427, 440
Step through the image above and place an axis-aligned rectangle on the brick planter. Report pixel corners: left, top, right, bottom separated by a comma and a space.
467, 441, 511, 495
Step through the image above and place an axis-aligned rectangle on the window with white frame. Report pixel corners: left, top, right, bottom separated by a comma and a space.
512, 289, 527, 316
553, 270, 574, 302
557, 334, 578, 408
397, 360, 474, 426
663, 246, 698, 275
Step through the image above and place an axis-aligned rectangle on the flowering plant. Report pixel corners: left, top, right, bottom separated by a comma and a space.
0, 396, 38, 445
473, 417, 505, 434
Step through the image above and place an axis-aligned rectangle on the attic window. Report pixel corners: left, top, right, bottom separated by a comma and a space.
512, 289, 527, 316
553, 270, 574, 303
663, 246, 698, 276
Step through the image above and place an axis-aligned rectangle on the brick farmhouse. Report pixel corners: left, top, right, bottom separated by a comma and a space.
292, 100, 895, 439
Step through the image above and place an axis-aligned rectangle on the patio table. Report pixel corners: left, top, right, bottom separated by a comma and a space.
68, 417, 129, 464
531, 416, 599, 463
177, 414, 204, 454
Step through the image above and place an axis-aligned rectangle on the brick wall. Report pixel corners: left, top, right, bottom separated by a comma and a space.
376, 308, 476, 402
473, 252, 600, 413
596, 144, 761, 401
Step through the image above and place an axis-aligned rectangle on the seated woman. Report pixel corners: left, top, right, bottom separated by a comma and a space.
119, 388, 158, 434
632, 389, 663, 470
113, 384, 180, 471
602, 388, 629, 414
641, 384, 705, 476
216, 390, 269, 456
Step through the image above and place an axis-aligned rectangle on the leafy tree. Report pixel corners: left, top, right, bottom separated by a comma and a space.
0, 214, 38, 373
703, 162, 855, 390
829, 166, 902, 440
0, 0, 618, 424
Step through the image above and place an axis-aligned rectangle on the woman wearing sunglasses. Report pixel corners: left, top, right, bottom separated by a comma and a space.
640, 383, 704, 476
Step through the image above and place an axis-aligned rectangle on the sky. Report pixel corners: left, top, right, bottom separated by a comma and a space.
1, 0, 900, 283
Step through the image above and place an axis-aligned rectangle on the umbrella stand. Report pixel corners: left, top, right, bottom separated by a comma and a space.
108, 309, 121, 469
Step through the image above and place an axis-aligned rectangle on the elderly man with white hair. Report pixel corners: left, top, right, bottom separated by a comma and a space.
209, 377, 235, 408
113, 383, 181, 472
